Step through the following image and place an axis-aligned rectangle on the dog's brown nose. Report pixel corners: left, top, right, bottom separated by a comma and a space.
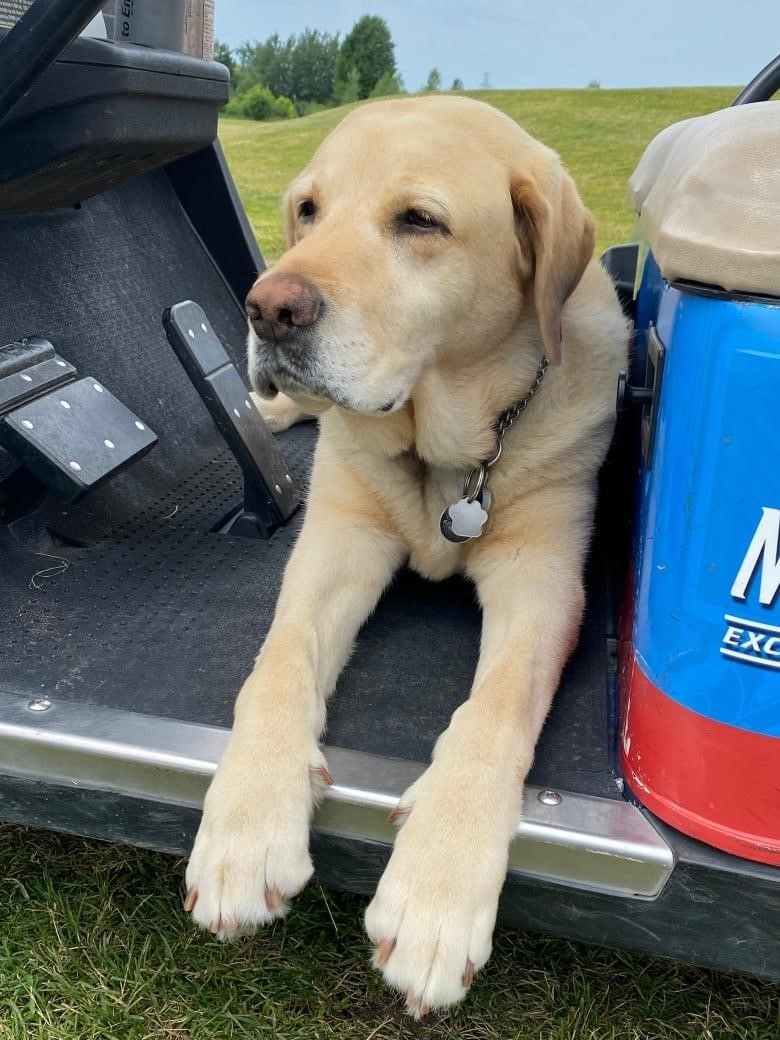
245, 273, 322, 341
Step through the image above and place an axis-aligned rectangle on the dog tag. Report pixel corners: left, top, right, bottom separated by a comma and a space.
440, 491, 491, 543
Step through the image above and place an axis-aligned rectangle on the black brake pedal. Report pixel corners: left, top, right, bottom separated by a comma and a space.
163, 301, 300, 539
0, 337, 157, 504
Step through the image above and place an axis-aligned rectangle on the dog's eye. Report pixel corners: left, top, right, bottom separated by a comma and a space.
298, 200, 317, 222
400, 209, 441, 232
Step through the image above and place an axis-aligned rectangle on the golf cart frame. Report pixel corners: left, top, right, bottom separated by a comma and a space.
0, 2, 777, 983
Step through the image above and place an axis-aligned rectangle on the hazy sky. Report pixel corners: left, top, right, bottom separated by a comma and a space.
215, 1, 780, 91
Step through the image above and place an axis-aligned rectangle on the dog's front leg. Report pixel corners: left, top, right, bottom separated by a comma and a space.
366, 488, 591, 1015
186, 468, 404, 939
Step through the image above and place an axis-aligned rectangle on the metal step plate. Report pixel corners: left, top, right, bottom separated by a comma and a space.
0, 688, 674, 900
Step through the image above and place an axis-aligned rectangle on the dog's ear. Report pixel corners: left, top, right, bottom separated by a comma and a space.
510, 155, 594, 365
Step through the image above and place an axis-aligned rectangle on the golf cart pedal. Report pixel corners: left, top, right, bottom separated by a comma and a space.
0, 336, 76, 412
0, 338, 157, 504
163, 300, 301, 538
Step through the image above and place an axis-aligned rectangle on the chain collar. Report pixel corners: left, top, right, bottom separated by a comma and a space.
461, 354, 549, 504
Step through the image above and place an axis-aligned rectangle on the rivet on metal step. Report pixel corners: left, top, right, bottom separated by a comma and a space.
27, 697, 52, 712
538, 789, 562, 806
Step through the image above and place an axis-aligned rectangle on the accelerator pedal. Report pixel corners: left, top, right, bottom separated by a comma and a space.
163, 301, 300, 538
0, 337, 157, 503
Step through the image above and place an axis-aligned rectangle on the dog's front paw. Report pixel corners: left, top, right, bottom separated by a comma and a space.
365, 768, 512, 1017
184, 741, 331, 940
250, 391, 310, 433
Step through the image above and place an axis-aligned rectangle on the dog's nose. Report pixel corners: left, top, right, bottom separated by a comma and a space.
245, 273, 322, 341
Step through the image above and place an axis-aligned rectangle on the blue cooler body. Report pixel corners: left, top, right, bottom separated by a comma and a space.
620, 104, 780, 865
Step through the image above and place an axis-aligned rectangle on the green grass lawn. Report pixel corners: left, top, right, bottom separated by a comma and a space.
218, 86, 737, 260
1, 825, 777, 1040
3, 87, 779, 1040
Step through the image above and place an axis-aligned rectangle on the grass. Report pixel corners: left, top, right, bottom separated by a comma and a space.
218, 86, 738, 260
3, 86, 778, 1038
1, 825, 777, 1040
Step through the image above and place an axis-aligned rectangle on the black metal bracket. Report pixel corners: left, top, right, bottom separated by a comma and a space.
600, 242, 639, 321
616, 323, 666, 467
163, 301, 301, 538
0, 336, 157, 504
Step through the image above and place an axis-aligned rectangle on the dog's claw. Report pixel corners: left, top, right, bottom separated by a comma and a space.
265, 885, 282, 910
310, 764, 334, 787
375, 937, 396, 967
183, 888, 198, 913
463, 957, 475, 988
405, 993, 430, 1019
388, 803, 409, 825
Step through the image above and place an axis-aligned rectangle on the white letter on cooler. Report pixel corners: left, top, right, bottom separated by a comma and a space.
722, 625, 743, 646
731, 507, 780, 607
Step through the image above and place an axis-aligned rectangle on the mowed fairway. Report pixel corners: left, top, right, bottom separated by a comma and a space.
3, 87, 779, 1040
219, 87, 737, 260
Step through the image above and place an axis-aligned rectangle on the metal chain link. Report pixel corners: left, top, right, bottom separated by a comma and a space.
494, 354, 550, 443
463, 355, 550, 501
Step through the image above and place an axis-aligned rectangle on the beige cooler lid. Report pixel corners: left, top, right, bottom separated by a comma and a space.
629, 102, 780, 297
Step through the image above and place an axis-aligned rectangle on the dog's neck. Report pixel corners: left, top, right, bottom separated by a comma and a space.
339, 334, 546, 473
412, 335, 546, 469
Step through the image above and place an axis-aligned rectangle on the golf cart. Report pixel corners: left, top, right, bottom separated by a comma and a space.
0, 1, 777, 982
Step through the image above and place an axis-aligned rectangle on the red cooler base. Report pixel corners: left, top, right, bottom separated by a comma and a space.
621, 659, 780, 866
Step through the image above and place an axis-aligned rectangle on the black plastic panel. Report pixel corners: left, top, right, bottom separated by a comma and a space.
0, 33, 228, 214
0, 168, 249, 512
166, 142, 265, 310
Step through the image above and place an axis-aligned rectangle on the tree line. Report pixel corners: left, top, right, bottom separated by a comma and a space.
216, 15, 463, 121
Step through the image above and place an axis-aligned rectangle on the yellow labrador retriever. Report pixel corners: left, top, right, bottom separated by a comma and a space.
185, 96, 628, 1015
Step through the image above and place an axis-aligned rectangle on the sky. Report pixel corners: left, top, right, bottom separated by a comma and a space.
214, 0, 780, 91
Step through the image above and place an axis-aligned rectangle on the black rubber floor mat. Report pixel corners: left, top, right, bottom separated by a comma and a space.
0, 419, 618, 800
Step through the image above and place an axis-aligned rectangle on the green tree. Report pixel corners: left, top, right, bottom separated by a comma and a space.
334, 65, 361, 106
237, 34, 294, 98
335, 15, 397, 100
234, 30, 339, 106
239, 84, 297, 121
369, 70, 404, 97
423, 67, 442, 92
288, 29, 340, 105
450, 77, 464, 90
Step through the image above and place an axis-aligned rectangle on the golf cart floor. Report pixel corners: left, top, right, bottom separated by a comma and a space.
0, 426, 617, 798
0, 168, 618, 800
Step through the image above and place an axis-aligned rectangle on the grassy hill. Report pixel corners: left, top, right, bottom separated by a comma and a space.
219, 87, 736, 261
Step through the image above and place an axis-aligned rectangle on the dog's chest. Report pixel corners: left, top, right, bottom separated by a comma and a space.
376, 452, 470, 581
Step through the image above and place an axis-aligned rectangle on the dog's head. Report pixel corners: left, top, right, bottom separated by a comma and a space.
246, 96, 593, 416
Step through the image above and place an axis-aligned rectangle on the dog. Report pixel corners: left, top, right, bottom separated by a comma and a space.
185, 95, 629, 1016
